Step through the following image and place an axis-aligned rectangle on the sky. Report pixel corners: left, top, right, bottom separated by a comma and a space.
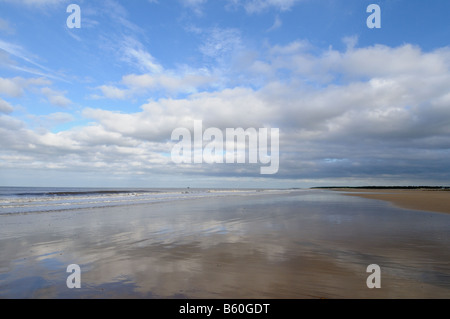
0, 0, 450, 188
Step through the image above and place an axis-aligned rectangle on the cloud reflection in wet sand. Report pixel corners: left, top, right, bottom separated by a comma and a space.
0, 190, 449, 298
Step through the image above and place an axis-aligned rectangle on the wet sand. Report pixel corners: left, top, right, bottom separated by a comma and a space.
0, 190, 449, 298
329, 189, 450, 214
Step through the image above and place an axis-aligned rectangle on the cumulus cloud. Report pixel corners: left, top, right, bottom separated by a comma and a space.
227, 0, 302, 14
0, 76, 50, 97
0, 77, 24, 97
0, 98, 13, 114
125, 72, 215, 93
94, 70, 217, 99
85, 42, 450, 181
0, 113, 172, 181
85, 86, 273, 141
95, 85, 129, 100
2, 40, 450, 184
41, 87, 72, 107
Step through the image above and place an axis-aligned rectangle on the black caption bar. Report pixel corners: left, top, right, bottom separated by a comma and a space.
1, 299, 441, 318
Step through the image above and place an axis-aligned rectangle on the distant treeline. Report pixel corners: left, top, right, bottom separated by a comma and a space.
311, 186, 450, 190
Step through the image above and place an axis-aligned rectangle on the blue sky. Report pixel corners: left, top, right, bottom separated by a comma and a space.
1, 0, 450, 188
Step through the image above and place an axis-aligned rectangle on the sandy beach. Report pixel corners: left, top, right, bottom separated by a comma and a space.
1, 189, 449, 299
328, 188, 450, 214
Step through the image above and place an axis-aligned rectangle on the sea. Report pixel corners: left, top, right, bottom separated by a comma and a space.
0, 187, 278, 215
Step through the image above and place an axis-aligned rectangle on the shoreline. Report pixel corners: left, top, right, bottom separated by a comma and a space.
323, 188, 450, 214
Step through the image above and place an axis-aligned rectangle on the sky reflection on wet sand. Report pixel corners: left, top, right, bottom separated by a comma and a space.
0, 190, 449, 298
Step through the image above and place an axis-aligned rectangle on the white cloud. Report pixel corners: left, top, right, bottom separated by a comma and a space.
94, 67, 217, 99
228, 0, 302, 14
28, 112, 75, 130
267, 15, 282, 31
200, 28, 243, 59
0, 76, 50, 97
2, 40, 450, 184
41, 87, 72, 107
0, 98, 13, 114
0, 77, 24, 97
124, 71, 215, 93
0, 113, 172, 179
95, 85, 129, 100
120, 37, 163, 74
180, 0, 208, 15
269, 40, 311, 55
84, 86, 273, 142
40, 112, 74, 124
0, 0, 69, 7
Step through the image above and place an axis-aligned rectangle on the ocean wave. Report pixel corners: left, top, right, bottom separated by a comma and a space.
0, 188, 287, 215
